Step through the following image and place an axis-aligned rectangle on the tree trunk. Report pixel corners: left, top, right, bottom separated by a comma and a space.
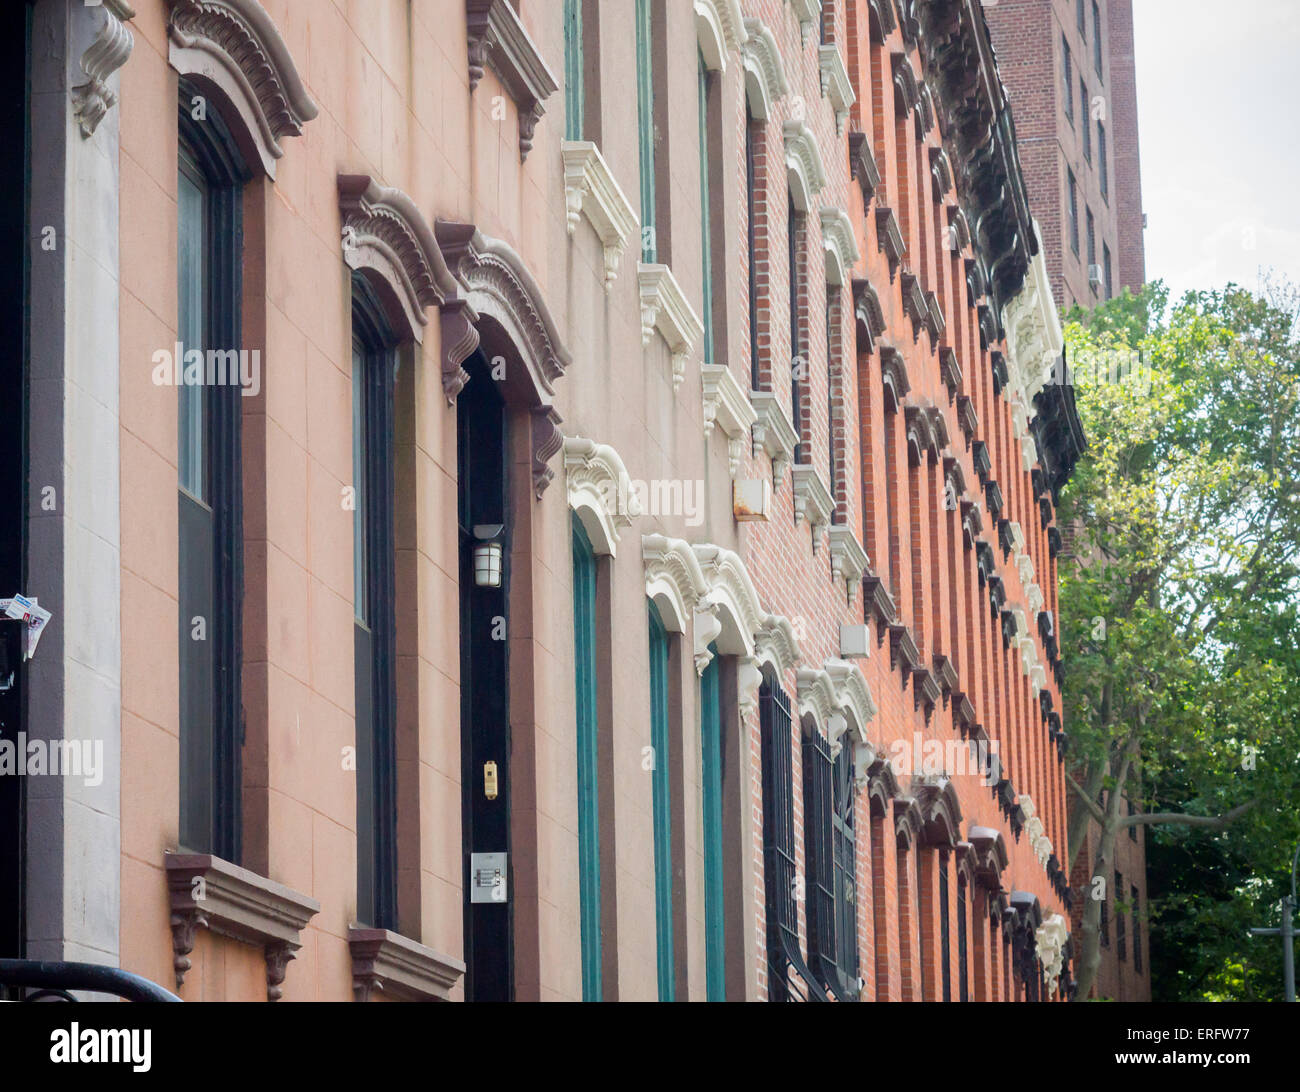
1067, 759, 1105, 872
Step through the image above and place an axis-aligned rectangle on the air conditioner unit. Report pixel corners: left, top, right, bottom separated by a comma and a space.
1087, 263, 1103, 288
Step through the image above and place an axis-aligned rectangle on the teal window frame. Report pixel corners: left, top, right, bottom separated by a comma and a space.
700, 647, 725, 1000
572, 515, 602, 1000
648, 602, 674, 1000
697, 50, 713, 363
564, 0, 583, 142
635, 0, 656, 262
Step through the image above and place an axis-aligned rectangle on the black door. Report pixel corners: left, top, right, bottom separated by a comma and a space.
457, 352, 512, 1000
0, 2, 31, 961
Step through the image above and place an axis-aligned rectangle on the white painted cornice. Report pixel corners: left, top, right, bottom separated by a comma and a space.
639, 263, 704, 392
791, 462, 833, 546
564, 436, 640, 556
818, 44, 855, 135
562, 141, 639, 290
702, 364, 758, 477
828, 524, 869, 604
750, 390, 799, 487
741, 17, 788, 120
783, 119, 827, 212
819, 206, 860, 287
695, 0, 748, 72
643, 533, 710, 634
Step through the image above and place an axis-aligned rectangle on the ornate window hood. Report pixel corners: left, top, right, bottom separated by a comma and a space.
562, 141, 639, 290
820, 206, 860, 287
565, 436, 640, 557
643, 534, 710, 634
741, 17, 788, 120
695, 0, 748, 73
818, 44, 855, 135
783, 119, 828, 212
338, 175, 457, 345
829, 524, 870, 603
692, 544, 768, 670
466, 0, 557, 161
791, 463, 833, 546
875, 206, 906, 274
638, 263, 704, 392
166, 0, 318, 179
750, 389, 799, 486
852, 277, 886, 352
848, 132, 881, 198
702, 364, 758, 477
789, 0, 823, 46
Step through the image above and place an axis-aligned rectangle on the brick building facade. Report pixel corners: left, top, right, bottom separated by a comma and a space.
986, 0, 1146, 310
3, 0, 1084, 1002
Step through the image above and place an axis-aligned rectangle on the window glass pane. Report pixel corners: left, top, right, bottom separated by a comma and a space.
698, 51, 713, 363
564, 0, 583, 141
635, 0, 656, 262
353, 343, 367, 624
178, 168, 206, 501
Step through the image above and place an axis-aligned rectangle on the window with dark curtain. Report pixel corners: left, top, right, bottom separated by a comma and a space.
351, 274, 399, 931
746, 108, 761, 389
1062, 37, 1073, 123
1116, 870, 1127, 960
788, 193, 804, 464
1132, 886, 1143, 974
1093, 1, 1103, 75
761, 672, 827, 1001
177, 81, 249, 864
957, 875, 969, 1001
939, 850, 951, 1002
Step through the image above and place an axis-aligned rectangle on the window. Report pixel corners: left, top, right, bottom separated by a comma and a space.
939, 851, 952, 1002
1062, 38, 1073, 123
572, 515, 602, 999
788, 193, 804, 464
1115, 870, 1127, 961
1128, 798, 1138, 841
1100, 881, 1110, 946
804, 728, 858, 1001
700, 647, 725, 999
1067, 169, 1080, 255
1082, 80, 1092, 161
1077, 0, 1086, 36
1098, 120, 1109, 201
1086, 206, 1096, 270
957, 875, 969, 1002
826, 292, 836, 494
698, 50, 714, 363
761, 673, 826, 1001
563, 0, 583, 141
1132, 886, 1143, 974
352, 275, 399, 931
177, 81, 249, 864
1093, 1, 1103, 76
635, 0, 656, 261
1103, 243, 1113, 299
647, 603, 674, 1000
746, 108, 760, 389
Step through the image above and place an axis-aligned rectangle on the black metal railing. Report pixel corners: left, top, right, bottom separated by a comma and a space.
0, 959, 181, 1002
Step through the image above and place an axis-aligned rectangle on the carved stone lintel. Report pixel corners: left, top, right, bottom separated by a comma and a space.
72, 0, 136, 138
465, 0, 558, 162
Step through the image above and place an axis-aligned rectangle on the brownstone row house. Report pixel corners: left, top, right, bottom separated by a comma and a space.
1, 0, 1084, 1001
986, 0, 1149, 1001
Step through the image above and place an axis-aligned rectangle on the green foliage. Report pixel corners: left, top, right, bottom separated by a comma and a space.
1059, 278, 1300, 1001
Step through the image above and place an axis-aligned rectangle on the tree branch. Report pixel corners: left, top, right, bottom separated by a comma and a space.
1066, 771, 1107, 825
1122, 801, 1256, 830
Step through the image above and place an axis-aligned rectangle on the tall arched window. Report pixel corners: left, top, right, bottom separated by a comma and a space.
351, 273, 399, 931
572, 515, 602, 1000
177, 79, 251, 862
804, 726, 859, 1001
647, 601, 674, 999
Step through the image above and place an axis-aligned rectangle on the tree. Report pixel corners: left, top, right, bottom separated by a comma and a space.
1058, 280, 1300, 1000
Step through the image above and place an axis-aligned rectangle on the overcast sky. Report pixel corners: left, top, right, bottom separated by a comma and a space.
1132, 0, 1300, 304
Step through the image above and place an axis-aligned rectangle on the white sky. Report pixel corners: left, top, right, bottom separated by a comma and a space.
1132, 0, 1300, 303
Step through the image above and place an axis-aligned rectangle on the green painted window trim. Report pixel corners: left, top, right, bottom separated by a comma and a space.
648, 602, 674, 1000
635, 0, 656, 262
564, 0, 583, 142
697, 50, 713, 363
700, 647, 725, 1000
571, 515, 601, 1001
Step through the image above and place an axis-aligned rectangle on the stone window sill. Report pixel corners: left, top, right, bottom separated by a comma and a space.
349, 927, 466, 1002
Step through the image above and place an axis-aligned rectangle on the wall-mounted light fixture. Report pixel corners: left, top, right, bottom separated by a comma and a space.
473, 524, 505, 588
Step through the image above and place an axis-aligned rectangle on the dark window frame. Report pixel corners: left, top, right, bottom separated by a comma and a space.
788, 192, 804, 464
939, 850, 952, 1002
957, 874, 969, 1002
1115, 870, 1127, 961
177, 81, 250, 865
1098, 119, 1109, 202
351, 273, 400, 932
1067, 168, 1080, 256
1093, 0, 1104, 76
1132, 885, 1143, 974
746, 107, 760, 389
1062, 37, 1074, 124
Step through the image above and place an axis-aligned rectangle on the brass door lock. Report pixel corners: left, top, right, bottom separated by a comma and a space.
483, 760, 498, 800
